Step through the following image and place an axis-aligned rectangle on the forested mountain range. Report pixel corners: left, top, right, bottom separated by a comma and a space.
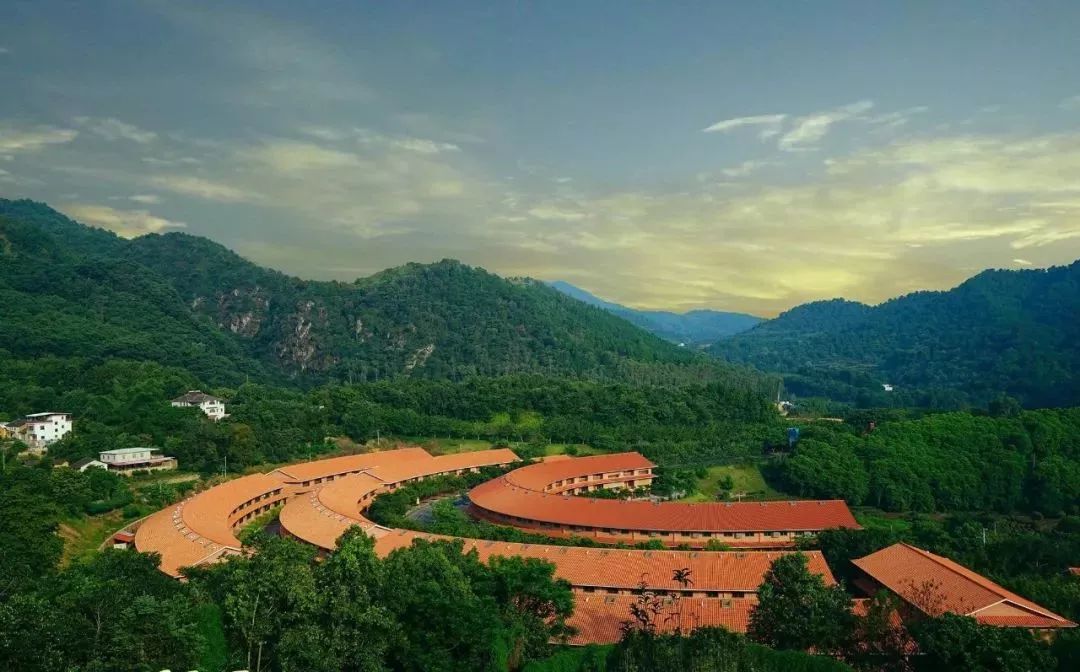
709, 263, 1080, 408
0, 198, 766, 389
549, 280, 762, 346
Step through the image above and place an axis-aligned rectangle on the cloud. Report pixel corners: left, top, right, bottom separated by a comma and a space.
703, 114, 786, 138
867, 106, 929, 129
721, 160, 773, 178
245, 141, 360, 172
1062, 95, 1080, 111
0, 47, 8, 55
0, 123, 78, 154
1012, 258, 1033, 266
73, 116, 157, 143
129, 194, 161, 204
60, 204, 185, 237
148, 175, 259, 202
526, 206, 587, 222
778, 100, 874, 151
471, 128, 1080, 315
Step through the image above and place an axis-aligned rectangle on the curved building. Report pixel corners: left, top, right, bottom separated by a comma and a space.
468, 452, 859, 548
135, 447, 843, 643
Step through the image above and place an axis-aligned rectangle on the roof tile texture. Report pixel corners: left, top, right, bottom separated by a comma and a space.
853, 543, 1074, 628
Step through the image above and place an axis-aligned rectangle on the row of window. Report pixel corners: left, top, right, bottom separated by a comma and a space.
229, 489, 284, 518
482, 509, 815, 541
577, 585, 749, 599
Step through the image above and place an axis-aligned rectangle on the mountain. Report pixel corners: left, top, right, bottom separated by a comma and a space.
549, 281, 762, 346
0, 198, 768, 389
708, 264, 1080, 407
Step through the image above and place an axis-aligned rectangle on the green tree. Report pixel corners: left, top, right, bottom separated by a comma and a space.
488, 555, 575, 666
0, 468, 63, 599
307, 528, 397, 672
908, 614, 1054, 672
748, 553, 854, 654
380, 538, 506, 671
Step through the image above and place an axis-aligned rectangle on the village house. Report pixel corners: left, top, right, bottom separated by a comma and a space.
5, 412, 73, 454
170, 390, 227, 420
99, 447, 178, 475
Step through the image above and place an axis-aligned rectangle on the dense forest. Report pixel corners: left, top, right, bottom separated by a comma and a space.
0, 198, 767, 388
709, 263, 1080, 408
774, 407, 1080, 516
0, 354, 779, 472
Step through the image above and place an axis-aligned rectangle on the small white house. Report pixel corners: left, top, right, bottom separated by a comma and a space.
12, 412, 72, 453
99, 447, 177, 475
171, 390, 227, 420
882, 383, 895, 392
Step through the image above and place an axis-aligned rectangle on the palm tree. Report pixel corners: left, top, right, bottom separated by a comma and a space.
672, 567, 693, 589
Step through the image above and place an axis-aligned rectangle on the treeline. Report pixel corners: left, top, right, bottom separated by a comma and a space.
1, 355, 782, 472
710, 261, 1080, 408
773, 408, 1080, 515
1, 198, 772, 389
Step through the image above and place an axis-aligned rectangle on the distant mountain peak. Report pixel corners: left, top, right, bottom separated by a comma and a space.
549, 281, 762, 346
0, 198, 766, 390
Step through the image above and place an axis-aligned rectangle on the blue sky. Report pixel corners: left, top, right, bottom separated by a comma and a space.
2, 1, 1079, 315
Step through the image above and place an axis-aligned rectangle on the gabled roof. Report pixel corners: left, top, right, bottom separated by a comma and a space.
853, 543, 1075, 629
373, 531, 836, 592
268, 447, 433, 483
504, 452, 656, 491
470, 478, 859, 533
25, 412, 70, 418
135, 473, 288, 577
71, 457, 105, 470
172, 390, 222, 404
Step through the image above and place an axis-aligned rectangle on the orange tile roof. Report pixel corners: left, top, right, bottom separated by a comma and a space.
372, 531, 835, 592
853, 543, 1075, 629
134, 473, 287, 577
368, 448, 518, 484
505, 452, 655, 490
470, 474, 858, 533
317, 472, 385, 517
278, 484, 389, 551
268, 447, 433, 483
567, 595, 754, 645
244, 449, 518, 562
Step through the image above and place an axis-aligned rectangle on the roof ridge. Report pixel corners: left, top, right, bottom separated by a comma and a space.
897, 543, 1064, 621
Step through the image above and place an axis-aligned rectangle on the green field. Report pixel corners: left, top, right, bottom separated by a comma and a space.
685, 463, 783, 503
58, 511, 127, 566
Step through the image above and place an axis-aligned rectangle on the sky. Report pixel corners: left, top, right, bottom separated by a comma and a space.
2, 1, 1080, 316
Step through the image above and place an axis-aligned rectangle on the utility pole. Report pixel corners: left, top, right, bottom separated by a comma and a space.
224, 453, 228, 479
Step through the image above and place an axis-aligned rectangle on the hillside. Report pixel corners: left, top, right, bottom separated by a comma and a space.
549, 280, 762, 346
709, 264, 1080, 407
0, 198, 765, 388
0, 206, 269, 386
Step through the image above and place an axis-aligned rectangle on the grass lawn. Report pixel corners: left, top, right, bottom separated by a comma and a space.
685, 463, 783, 503
543, 442, 599, 457
411, 437, 500, 455
58, 510, 128, 566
